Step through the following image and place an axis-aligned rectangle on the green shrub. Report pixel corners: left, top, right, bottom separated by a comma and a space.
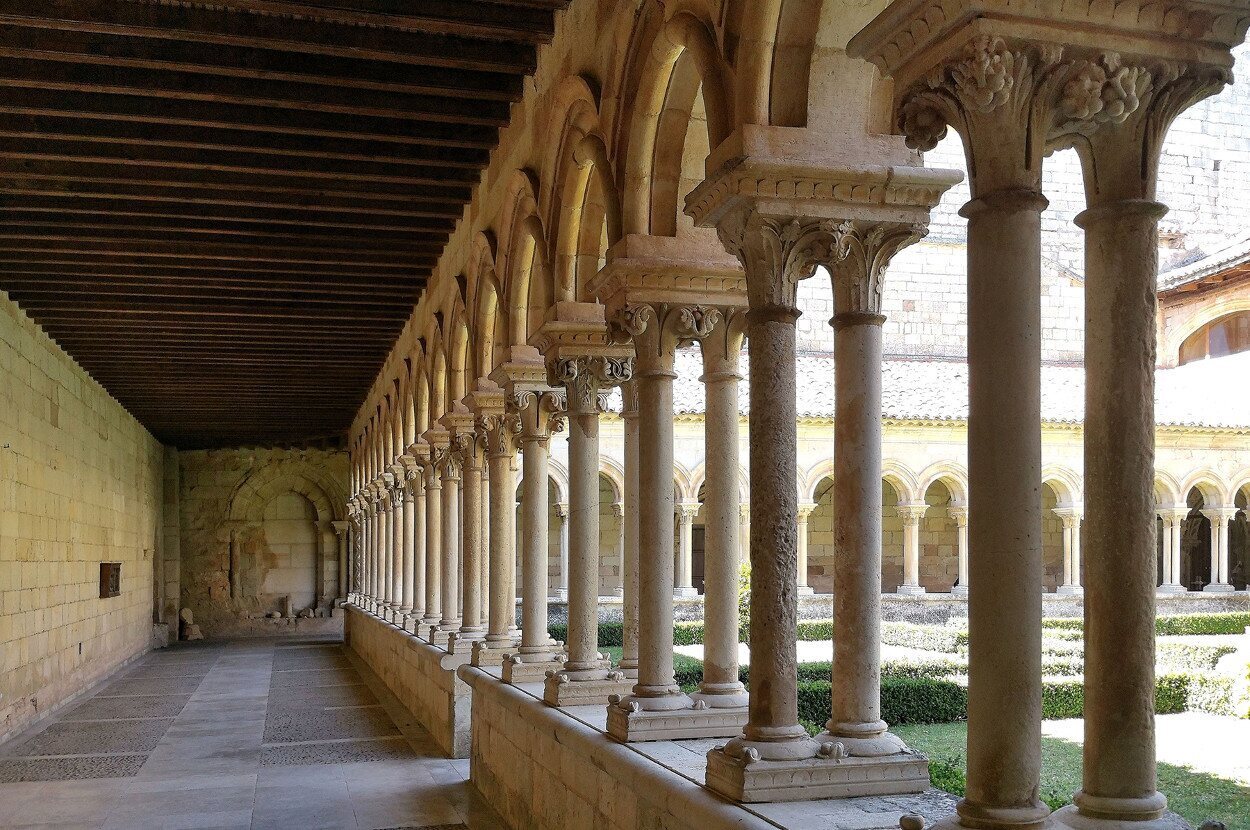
673, 654, 704, 692
795, 678, 968, 727
1186, 674, 1237, 716
1155, 612, 1250, 636
1041, 680, 1085, 719
1154, 673, 1190, 714
1041, 637, 1084, 657
673, 621, 704, 645
1156, 642, 1239, 672
882, 657, 967, 680
796, 619, 835, 640
881, 621, 968, 653
928, 757, 967, 797
1042, 617, 1084, 631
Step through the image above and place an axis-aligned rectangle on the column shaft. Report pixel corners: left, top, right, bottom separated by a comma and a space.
620, 388, 641, 675
401, 490, 415, 614
411, 476, 426, 620
519, 433, 556, 658
675, 505, 697, 597
486, 450, 518, 644
563, 406, 606, 677
391, 495, 403, 608
439, 462, 461, 631
423, 470, 442, 627
460, 443, 485, 637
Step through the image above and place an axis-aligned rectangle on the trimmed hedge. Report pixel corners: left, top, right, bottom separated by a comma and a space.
881, 621, 968, 653
1044, 612, 1250, 637
797, 678, 968, 726
1156, 642, 1239, 672
1185, 674, 1237, 716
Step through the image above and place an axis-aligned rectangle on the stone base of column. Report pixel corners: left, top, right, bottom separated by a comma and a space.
1156, 584, 1187, 595
1051, 795, 1179, 830
416, 619, 440, 641
446, 630, 487, 656
895, 585, 927, 597
1056, 585, 1084, 596
430, 626, 458, 647
673, 587, 699, 599
617, 658, 639, 680
606, 697, 747, 742
470, 638, 520, 667
1204, 583, 1235, 593
797, 586, 815, 596
704, 744, 930, 803
950, 586, 969, 597
501, 652, 567, 683
543, 664, 632, 707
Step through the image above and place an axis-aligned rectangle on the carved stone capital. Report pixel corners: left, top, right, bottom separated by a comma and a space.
828, 219, 928, 318
612, 303, 720, 374
478, 412, 523, 459
512, 389, 566, 443
947, 505, 969, 527
895, 503, 929, 525
675, 502, 701, 522
1051, 507, 1083, 530
548, 355, 633, 415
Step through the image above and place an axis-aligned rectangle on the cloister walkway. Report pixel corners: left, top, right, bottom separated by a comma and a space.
0, 639, 503, 830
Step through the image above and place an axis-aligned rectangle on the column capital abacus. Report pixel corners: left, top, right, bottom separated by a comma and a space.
331, 519, 349, 536
675, 501, 701, 522
610, 502, 625, 519
796, 501, 816, 521
1201, 506, 1240, 524
611, 302, 720, 375
530, 302, 634, 416
895, 502, 929, 525
554, 501, 569, 520
1051, 506, 1083, 530
1156, 506, 1190, 527
947, 504, 969, 526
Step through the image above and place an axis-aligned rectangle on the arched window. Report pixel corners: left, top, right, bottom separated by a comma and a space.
1179, 311, 1250, 364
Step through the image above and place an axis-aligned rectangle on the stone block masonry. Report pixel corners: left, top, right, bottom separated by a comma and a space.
0, 292, 164, 744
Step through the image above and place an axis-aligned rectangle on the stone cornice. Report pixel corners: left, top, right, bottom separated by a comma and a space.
589, 234, 747, 316
847, 0, 1248, 91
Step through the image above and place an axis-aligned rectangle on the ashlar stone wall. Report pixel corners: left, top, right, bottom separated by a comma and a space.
176, 447, 348, 638
0, 292, 163, 742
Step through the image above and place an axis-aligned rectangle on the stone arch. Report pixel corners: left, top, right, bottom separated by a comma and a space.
468, 232, 505, 381
916, 460, 969, 506
919, 477, 960, 592
425, 328, 449, 425
880, 460, 919, 504
689, 461, 749, 503
1040, 466, 1082, 508
802, 457, 837, 502
599, 456, 626, 504
497, 169, 551, 348
1179, 469, 1229, 508
1164, 295, 1250, 365
672, 459, 697, 503
618, 7, 733, 237
547, 458, 570, 505
1154, 469, 1184, 508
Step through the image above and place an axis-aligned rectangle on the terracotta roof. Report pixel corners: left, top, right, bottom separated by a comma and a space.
1159, 233, 1250, 292
666, 349, 1250, 430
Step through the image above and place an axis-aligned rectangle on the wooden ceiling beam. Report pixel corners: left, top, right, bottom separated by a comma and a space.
0, 87, 500, 148
0, 241, 435, 268
0, 1, 542, 72
0, 227, 446, 256
0, 200, 461, 230
5, 285, 416, 310
2, 271, 421, 295
0, 113, 492, 168
0, 217, 450, 247
14, 299, 414, 322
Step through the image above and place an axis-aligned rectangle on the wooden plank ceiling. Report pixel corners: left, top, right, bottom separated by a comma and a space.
0, 0, 567, 449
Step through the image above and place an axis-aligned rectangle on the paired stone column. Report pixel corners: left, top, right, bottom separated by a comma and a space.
473, 409, 523, 666
390, 470, 406, 621
1158, 508, 1188, 593
419, 457, 443, 639
543, 353, 633, 707
611, 503, 625, 598
381, 481, 396, 616
693, 309, 749, 711
332, 520, 349, 603
435, 444, 462, 644
619, 381, 641, 679
448, 425, 487, 655
796, 503, 815, 595
1203, 507, 1238, 592
674, 501, 700, 598
502, 388, 566, 683
552, 502, 569, 601
1053, 508, 1083, 595
851, 7, 1246, 827
608, 303, 742, 742
949, 506, 969, 597
896, 503, 928, 596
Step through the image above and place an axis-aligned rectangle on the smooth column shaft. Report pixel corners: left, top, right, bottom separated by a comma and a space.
963, 192, 1046, 822
519, 435, 555, 657
620, 396, 641, 674
486, 451, 517, 643
440, 466, 461, 629
564, 409, 605, 675
424, 472, 442, 626
461, 451, 485, 635
401, 491, 415, 613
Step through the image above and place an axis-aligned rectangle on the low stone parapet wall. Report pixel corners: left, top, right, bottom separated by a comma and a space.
344, 605, 470, 758
458, 665, 777, 830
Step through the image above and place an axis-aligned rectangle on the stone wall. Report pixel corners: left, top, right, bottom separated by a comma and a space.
0, 293, 164, 742
459, 665, 777, 830
345, 606, 470, 758
176, 447, 349, 638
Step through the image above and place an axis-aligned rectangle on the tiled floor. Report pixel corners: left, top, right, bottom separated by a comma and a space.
0, 638, 506, 830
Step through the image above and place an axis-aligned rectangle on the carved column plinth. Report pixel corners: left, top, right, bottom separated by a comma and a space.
607, 698, 748, 743
704, 748, 931, 804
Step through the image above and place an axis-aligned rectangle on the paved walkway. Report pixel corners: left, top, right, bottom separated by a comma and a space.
0, 638, 504, 830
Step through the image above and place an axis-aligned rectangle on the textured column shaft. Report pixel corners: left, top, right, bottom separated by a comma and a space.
743, 308, 809, 754
460, 450, 485, 635
555, 506, 570, 599
830, 318, 888, 738
902, 512, 921, 589
391, 499, 403, 608
698, 359, 746, 703
410, 481, 425, 619
486, 451, 517, 644
400, 491, 415, 613
613, 508, 625, 597
383, 505, 394, 605
955, 513, 969, 591
633, 362, 681, 699
563, 408, 606, 677
363, 510, 373, 600
796, 510, 811, 589
620, 398, 641, 674
519, 435, 555, 657
1062, 521, 1075, 588
439, 466, 460, 630
1170, 520, 1183, 588
963, 191, 1045, 820
675, 507, 695, 595
337, 529, 348, 600
423, 473, 442, 625
1160, 519, 1173, 586
481, 466, 490, 616
1078, 199, 1169, 818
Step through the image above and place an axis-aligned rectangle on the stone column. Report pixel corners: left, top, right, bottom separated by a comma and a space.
404, 454, 427, 630
449, 429, 487, 654
390, 477, 405, 620
502, 390, 566, 683
738, 504, 749, 566
619, 381, 641, 679
1054, 508, 1083, 595
481, 464, 490, 613
544, 355, 632, 707
693, 310, 749, 710
1203, 507, 1237, 592
474, 412, 522, 666
896, 503, 928, 596
674, 502, 700, 598
552, 502, 569, 601
1158, 508, 1187, 593
420, 461, 442, 639
381, 488, 395, 614
436, 449, 462, 643
332, 520, 349, 602
399, 478, 415, 620
949, 506, 969, 597
611, 503, 625, 598
796, 503, 815, 595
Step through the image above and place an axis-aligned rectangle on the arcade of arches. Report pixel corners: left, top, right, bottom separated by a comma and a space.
2, 2, 1250, 830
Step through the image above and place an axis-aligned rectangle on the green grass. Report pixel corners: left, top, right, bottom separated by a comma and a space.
892, 722, 1250, 828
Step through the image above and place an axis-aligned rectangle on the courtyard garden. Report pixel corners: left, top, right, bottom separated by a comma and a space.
562, 611, 1250, 827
